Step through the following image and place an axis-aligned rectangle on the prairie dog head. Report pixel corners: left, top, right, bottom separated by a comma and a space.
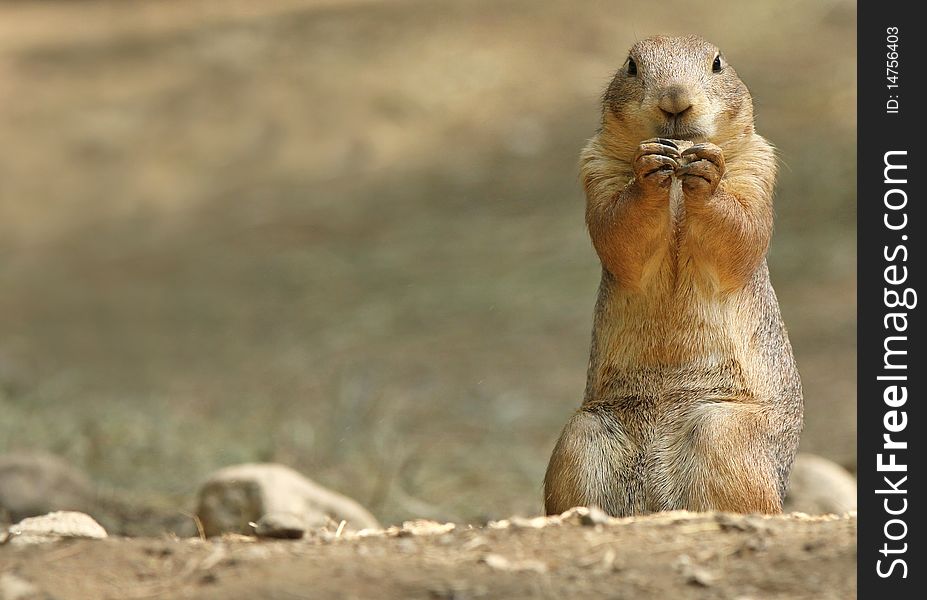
600, 36, 755, 160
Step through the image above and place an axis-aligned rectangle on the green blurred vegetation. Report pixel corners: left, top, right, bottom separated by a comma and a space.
0, 0, 855, 525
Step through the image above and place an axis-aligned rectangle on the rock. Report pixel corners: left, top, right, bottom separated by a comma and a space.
0, 453, 94, 524
195, 463, 381, 537
784, 453, 857, 515
0, 452, 197, 538
251, 512, 306, 540
0, 573, 43, 600
4, 511, 107, 546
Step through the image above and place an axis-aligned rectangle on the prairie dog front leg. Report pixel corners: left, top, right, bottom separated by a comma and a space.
585, 138, 684, 290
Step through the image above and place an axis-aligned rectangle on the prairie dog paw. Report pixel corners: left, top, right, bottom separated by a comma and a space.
678, 143, 725, 197
633, 138, 682, 191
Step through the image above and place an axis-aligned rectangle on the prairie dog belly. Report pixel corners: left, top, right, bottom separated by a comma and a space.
585, 281, 756, 406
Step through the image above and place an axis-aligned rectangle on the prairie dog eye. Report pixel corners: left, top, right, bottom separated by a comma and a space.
627, 56, 637, 76
712, 54, 723, 73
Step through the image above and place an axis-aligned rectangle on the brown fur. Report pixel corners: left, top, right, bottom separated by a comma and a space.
544, 36, 802, 517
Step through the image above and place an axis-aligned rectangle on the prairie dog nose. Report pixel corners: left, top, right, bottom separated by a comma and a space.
658, 84, 693, 117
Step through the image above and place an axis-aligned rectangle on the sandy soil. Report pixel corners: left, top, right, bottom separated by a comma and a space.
1, 511, 855, 600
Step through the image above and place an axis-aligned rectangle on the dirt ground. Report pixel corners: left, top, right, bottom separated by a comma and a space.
2, 511, 856, 600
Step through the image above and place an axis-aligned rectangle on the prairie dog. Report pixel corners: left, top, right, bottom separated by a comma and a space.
544, 35, 802, 516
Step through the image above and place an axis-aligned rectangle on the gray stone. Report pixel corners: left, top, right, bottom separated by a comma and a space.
252, 511, 306, 539
195, 463, 380, 537
784, 453, 857, 515
0, 453, 94, 523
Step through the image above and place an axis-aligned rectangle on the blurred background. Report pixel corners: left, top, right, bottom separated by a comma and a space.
0, 0, 855, 529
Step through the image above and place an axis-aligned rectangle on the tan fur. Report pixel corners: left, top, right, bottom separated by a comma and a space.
544, 36, 803, 517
